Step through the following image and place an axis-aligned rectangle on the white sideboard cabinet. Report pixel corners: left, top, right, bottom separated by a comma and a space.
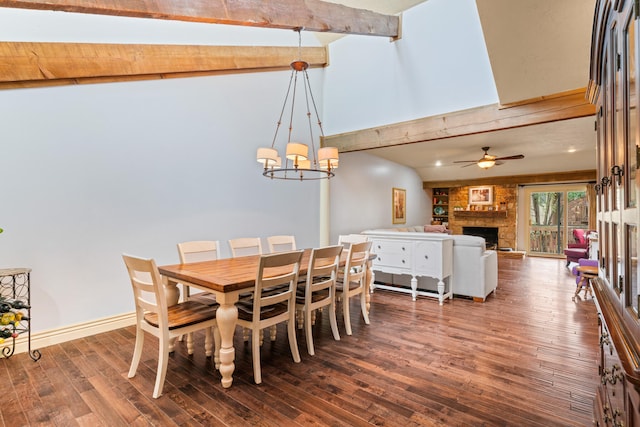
362, 231, 453, 304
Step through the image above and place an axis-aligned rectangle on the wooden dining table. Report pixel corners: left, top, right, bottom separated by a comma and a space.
158, 248, 373, 388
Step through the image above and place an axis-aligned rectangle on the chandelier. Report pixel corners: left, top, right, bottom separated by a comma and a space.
257, 29, 339, 180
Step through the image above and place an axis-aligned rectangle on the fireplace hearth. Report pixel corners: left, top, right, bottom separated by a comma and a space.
463, 226, 499, 250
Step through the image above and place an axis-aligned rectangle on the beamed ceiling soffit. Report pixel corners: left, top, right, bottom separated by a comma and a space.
0, 0, 398, 88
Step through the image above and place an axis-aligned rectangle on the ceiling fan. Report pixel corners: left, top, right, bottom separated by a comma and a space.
453, 146, 525, 169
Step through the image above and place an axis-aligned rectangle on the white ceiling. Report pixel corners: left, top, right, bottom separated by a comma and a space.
328, 0, 598, 182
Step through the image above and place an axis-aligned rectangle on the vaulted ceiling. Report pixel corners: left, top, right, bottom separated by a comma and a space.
0, 0, 597, 184
330, 0, 597, 184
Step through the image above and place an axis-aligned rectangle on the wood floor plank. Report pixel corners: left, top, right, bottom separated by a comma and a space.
1, 257, 601, 426
42, 344, 92, 419
7, 353, 51, 425
0, 356, 28, 427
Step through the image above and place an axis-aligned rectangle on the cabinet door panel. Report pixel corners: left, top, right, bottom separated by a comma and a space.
414, 241, 442, 275
602, 327, 625, 423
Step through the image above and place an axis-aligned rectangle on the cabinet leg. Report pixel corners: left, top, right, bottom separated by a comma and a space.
411, 276, 417, 301
437, 279, 444, 306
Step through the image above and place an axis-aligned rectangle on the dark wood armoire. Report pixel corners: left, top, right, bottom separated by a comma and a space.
589, 0, 640, 425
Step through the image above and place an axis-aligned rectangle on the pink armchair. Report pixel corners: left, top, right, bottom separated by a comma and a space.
564, 229, 594, 266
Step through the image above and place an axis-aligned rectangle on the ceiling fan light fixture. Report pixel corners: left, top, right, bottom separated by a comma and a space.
453, 146, 524, 169
477, 158, 496, 169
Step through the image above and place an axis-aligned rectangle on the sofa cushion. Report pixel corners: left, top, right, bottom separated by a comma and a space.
424, 224, 448, 233
450, 234, 486, 249
573, 229, 587, 245
565, 247, 588, 258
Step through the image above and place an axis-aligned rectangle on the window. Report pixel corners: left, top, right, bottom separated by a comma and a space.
525, 185, 589, 256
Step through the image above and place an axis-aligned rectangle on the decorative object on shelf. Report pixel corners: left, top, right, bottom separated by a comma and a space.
432, 188, 449, 223
0, 268, 40, 361
257, 28, 339, 181
469, 186, 493, 205
0, 298, 30, 312
392, 187, 406, 224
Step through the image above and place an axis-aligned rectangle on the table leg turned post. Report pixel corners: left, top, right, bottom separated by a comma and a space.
215, 297, 238, 389
365, 260, 373, 313
163, 278, 181, 352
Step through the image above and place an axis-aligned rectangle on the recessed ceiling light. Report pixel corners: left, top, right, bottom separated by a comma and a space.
435, 161, 442, 167
568, 148, 577, 153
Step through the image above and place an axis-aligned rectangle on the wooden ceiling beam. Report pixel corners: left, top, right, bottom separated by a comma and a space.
422, 169, 597, 189
0, 42, 327, 89
323, 89, 596, 152
0, 0, 400, 38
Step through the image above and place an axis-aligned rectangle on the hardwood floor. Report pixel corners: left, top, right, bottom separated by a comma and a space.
0, 256, 600, 426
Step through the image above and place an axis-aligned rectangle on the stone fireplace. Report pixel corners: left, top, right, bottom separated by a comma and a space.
446, 184, 517, 250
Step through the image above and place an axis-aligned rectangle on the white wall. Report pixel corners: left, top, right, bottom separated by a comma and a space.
0, 66, 325, 332
0, 7, 333, 334
328, 152, 431, 240
322, 0, 498, 135
0, 0, 498, 335
323, 0, 497, 236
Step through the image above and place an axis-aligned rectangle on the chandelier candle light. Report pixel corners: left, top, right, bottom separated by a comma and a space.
257, 28, 339, 180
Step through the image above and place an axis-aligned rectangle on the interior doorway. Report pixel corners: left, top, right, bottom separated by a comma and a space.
524, 184, 589, 257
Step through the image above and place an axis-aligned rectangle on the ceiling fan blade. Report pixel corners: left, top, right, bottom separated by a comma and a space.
453, 160, 478, 164
494, 154, 524, 161
461, 162, 477, 168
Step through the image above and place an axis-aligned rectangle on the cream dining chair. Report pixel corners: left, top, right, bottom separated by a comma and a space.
267, 235, 297, 253
236, 250, 303, 384
295, 245, 343, 355
228, 237, 263, 257
337, 234, 369, 251
228, 237, 270, 341
122, 254, 219, 398
336, 240, 372, 336
337, 233, 370, 278
176, 240, 220, 345
177, 240, 220, 306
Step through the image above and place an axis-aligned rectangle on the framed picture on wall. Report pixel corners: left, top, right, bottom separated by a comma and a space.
392, 187, 406, 224
469, 186, 493, 205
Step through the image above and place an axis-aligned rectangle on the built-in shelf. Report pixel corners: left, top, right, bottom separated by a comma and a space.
432, 187, 449, 224
453, 210, 507, 219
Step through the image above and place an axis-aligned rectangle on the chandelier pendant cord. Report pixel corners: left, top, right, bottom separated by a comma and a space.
287, 71, 300, 170
270, 70, 295, 150
303, 71, 317, 169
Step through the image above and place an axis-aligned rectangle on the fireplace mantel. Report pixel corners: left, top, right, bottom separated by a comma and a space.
446, 184, 517, 251
453, 210, 507, 219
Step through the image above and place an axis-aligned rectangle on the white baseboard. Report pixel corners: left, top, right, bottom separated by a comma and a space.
1, 311, 136, 358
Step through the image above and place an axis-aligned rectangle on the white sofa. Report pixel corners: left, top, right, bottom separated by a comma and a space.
362, 226, 498, 302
